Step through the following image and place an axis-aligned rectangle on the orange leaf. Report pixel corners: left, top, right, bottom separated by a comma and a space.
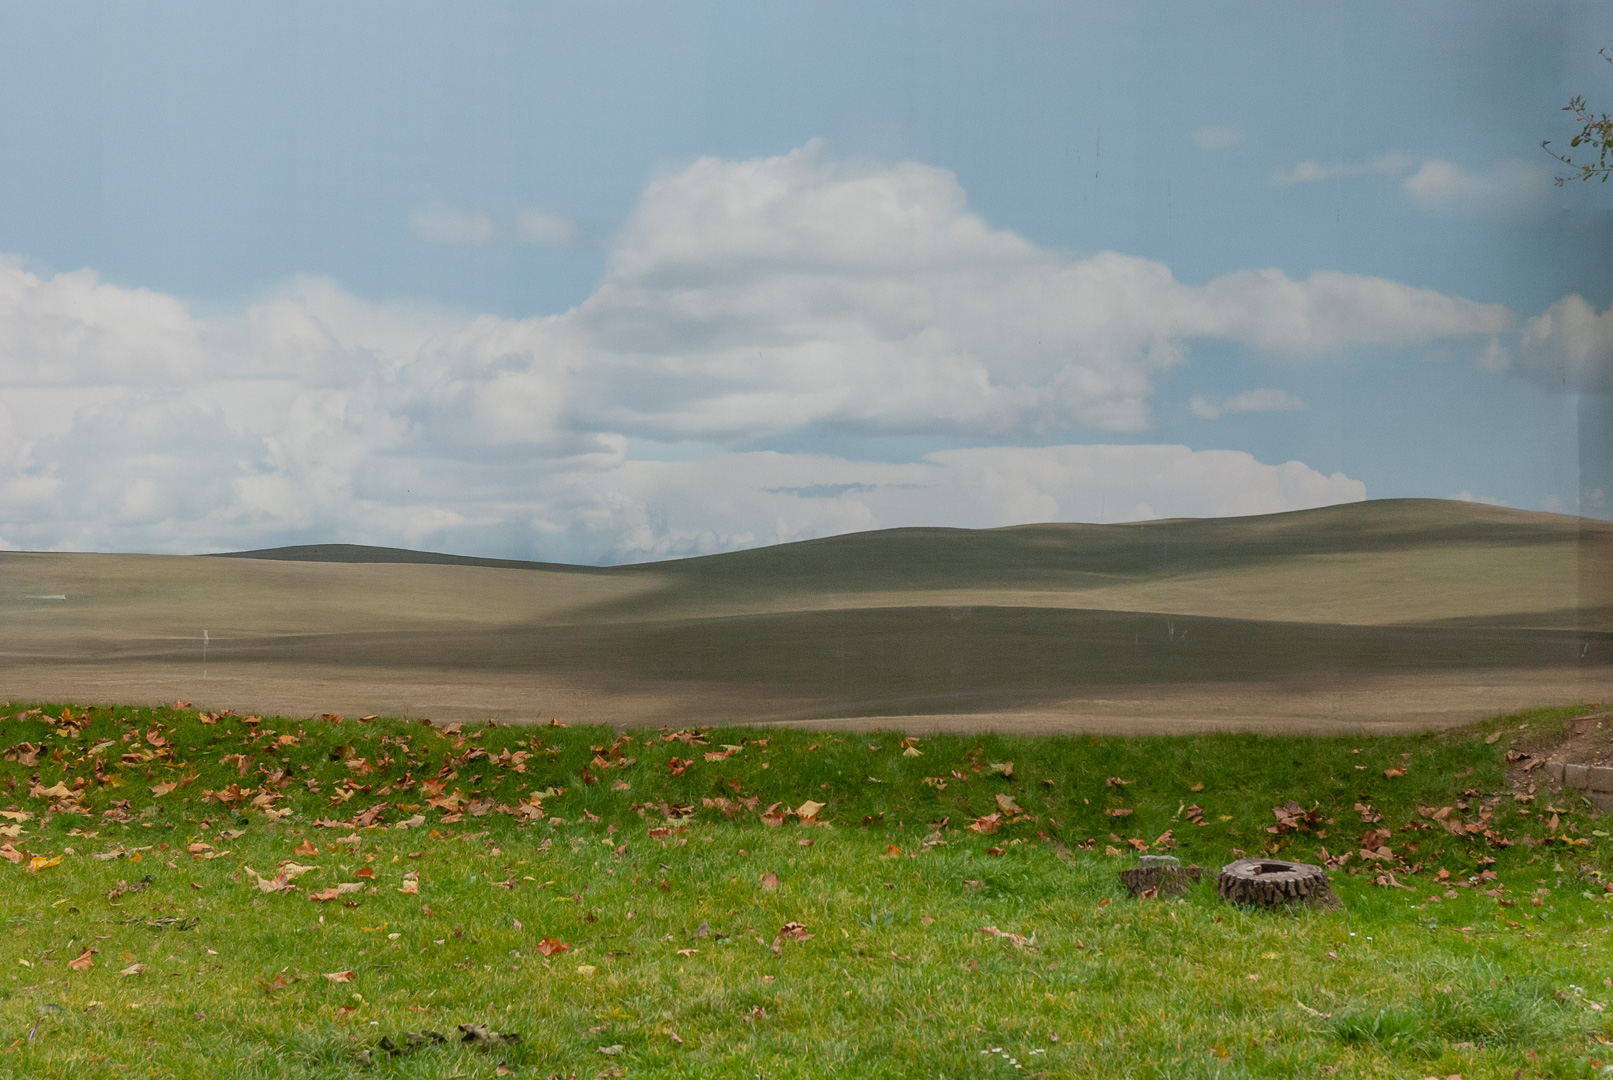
293, 840, 319, 857
322, 970, 354, 983
535, 937, 570, 956
67, 947, 95, 972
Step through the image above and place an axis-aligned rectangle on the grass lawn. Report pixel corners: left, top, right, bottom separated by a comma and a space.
0, 700, 1609, 1078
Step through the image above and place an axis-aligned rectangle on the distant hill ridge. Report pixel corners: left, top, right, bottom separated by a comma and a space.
207, 498, 1597, 577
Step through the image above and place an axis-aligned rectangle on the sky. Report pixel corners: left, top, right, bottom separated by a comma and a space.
0, 1, 1610, 563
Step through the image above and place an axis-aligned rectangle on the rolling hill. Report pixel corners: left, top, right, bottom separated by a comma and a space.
3, 498, 1609, 732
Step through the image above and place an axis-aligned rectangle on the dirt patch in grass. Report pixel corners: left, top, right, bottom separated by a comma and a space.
1508, 710, 1613, 767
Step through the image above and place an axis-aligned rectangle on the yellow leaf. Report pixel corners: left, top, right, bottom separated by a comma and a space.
28, 855, 62, 872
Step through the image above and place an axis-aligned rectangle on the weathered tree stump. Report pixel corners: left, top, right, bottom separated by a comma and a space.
1216, 858, 1341, 911
1120, 854, 1208, 898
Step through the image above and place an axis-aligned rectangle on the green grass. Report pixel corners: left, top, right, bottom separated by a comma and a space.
0, 699, 1610, 1078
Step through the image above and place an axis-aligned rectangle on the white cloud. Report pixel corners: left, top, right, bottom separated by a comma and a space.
1517, 294, 1613, 391
1272, 153, 1552, 214
1400, 158, 1553, 214
0, 141, 1527, 560
1475, 335, 1510, 374
515, 210, 586, 246
1189, 388, 1306, 420
482, 445, 1366, 563
409, 206, 496, 246
1194, 126, 1245, 150
1270, 153, 1416, 187
1448, 490, 1507, 507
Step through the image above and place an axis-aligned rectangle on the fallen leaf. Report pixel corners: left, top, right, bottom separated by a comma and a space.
27, 854, 62, 872
995, 793, 1023, 815
68, 948, 95, 972
795, 800, 825, 823
322, 970, 355, 983
293, 840, 319, 857
1384, 767, 1405, 779
760, 871, 779, 892
535, 938, 570, 956
980, 925, 1037, 949
150, 782, 178, 798
778, 921, 812, 941
118, 963, 144, 977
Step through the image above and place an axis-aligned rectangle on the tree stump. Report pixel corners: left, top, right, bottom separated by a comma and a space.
1120, 855, 1207, 898
1216, 858, 1341, 911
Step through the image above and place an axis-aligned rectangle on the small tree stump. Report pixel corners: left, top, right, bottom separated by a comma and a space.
1216, 858, 1341, 911
1120, 855, 1207, 898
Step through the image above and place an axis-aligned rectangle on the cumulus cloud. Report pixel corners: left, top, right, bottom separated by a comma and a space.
1189, 388, 1306, 420
0, 141, 1525, 560
1400, 158, 1553, 213
1270, 152, 1416, 187
515, 210, 586, 246
1516, 294, 1613, 391
547, 445, 1364, 563
1272, 153, 1552, 214
1194, 126, 1245, 150
409, 206, 496, 245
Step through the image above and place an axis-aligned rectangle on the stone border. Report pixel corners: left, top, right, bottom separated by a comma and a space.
1542, 760, 1613, 811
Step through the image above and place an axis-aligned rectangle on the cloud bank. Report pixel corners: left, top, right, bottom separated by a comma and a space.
1272, 153, 1553, 213
1189, 388, 1306, 420
0, 141, 1538, 561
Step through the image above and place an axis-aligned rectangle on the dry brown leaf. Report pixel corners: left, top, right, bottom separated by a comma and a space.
322, 970, 354, 983
67, 947, 95, 972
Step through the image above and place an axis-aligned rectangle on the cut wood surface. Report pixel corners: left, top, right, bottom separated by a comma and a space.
1217, 858, 1342, 911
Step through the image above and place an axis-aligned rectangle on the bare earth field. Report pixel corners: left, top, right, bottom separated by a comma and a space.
3, 498, 1610, 733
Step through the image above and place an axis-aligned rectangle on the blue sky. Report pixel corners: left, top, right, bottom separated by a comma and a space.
0, 1, 1609, 560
